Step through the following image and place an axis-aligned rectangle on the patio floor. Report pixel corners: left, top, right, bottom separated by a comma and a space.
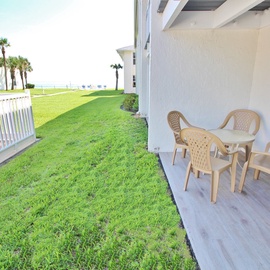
159, 151, 270, 270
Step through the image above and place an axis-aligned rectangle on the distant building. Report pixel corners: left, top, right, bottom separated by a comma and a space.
117, 45, 136, 94
0, 67, 24, 90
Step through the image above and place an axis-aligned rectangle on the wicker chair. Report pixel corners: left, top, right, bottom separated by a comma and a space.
218, 109, 260, 161
181, 128, 238, 203
167, 111, 198, 165
239, 142, 270, 193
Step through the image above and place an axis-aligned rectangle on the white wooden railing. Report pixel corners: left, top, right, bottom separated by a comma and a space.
0, 91, 36, 163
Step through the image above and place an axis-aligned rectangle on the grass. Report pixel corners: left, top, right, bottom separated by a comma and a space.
0, 89, 196, 269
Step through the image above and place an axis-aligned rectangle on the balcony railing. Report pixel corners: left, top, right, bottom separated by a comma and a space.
0, 91, 36, 163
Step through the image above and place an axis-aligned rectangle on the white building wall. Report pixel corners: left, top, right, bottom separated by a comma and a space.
117, 46, 136, 94
136, 0, 150, 118
147, 0, 259, 152
0, 67, 24, 90
123, 51, 135, 94
249, 26, 270, 150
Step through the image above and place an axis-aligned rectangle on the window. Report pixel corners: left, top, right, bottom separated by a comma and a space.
133, 75, 136, 87
133, 52, 136, 65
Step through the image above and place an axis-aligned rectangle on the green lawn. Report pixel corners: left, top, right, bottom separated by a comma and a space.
0, 89, 196, 269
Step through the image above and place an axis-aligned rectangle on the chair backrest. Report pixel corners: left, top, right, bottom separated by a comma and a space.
225, 109, 260, 135
181, 128, 228, 172
167, 111, 184, 144
167, 111, 192, 144
167, 111, 182, 133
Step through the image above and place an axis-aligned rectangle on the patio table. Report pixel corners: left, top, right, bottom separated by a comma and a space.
209, 129, 255, 163
209, 129, 255, 148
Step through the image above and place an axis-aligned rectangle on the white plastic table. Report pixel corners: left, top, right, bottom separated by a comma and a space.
209, 129, 255, 146
209, 129, 255, 162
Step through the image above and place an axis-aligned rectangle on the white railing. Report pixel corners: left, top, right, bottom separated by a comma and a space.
0, 91, 36, 162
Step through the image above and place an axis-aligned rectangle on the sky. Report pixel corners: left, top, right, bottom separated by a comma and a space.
0, 0, 134, 88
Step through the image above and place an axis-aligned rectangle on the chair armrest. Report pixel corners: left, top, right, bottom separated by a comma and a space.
250, 150, 270, 157
181, 117, 205, 130
179, 114, 204, 130
247, 142, 270, 159
215, 139, 231, 156
227, 149, 238, 155
248, 150, 270, 166
217, 114, 231, 129
217, 123, 227, 129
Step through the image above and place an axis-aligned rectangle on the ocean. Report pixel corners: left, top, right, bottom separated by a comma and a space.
33, 83, 107, 90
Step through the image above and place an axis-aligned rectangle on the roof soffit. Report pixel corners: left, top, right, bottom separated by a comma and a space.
158, 0, 270, 29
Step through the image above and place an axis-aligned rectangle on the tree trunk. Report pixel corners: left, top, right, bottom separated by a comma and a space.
24, 71, 28, 86
2, 47, 8, 91
115, 70, 119, 90
10, 70, 15, 90
20, 70, 25, 90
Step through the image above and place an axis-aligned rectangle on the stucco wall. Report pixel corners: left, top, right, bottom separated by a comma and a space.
147, 2, 259, 152
121, 50, 136, 94
250, 26, 270, 150
136, 0, 150, 118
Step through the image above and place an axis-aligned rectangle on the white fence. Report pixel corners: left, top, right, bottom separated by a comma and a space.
0, 91, 36, 163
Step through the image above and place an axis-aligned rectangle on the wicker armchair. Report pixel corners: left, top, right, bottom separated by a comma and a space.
239, 142, 270, 193
181, 128, 238, 203
218, 109, 260, 161
167, 111, 198, 165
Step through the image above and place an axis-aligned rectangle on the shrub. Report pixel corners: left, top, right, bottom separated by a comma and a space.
26, 83, 35, 89
122, 93, 138, 112
132, 95, 138, 111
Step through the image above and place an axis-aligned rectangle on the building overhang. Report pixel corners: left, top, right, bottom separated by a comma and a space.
158, 0, 270, 30
117, 45, 135, 61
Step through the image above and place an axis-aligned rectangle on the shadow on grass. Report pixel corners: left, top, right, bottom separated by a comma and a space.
35, 93, 128, 136
1, 92, 128, 165
82, 90, 124, 97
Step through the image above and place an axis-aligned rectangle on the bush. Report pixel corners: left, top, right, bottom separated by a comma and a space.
122, 94, 138, 112
26, 83, 35, 89
132, 95, 138, 111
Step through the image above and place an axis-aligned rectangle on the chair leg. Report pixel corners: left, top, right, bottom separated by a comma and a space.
172, 146, 177, 165
230, 153, 238, 192
194, 169, 200, 178
214, 147, 218, 158
184, 161, 192, 191
210, 172, 220, 203
245, 143, 252, 162
254, 169, 260, 180
239, 161, 249, 193
230, 169, 236, 193
182, 148, 187, 158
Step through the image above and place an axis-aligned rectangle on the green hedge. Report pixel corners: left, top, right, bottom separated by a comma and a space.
26, 83, 35, 89
122, 93, 138, 112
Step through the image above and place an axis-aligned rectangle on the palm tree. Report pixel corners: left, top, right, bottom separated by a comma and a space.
0, 37, 11, 91
110, 63, 123, 90
0, 57, 4, 87
6, 56, 18, 90
24, 59, 33, 86
17, 56, 28, 90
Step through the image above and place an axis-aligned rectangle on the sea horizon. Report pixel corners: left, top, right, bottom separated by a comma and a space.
33, 82, 108, 90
